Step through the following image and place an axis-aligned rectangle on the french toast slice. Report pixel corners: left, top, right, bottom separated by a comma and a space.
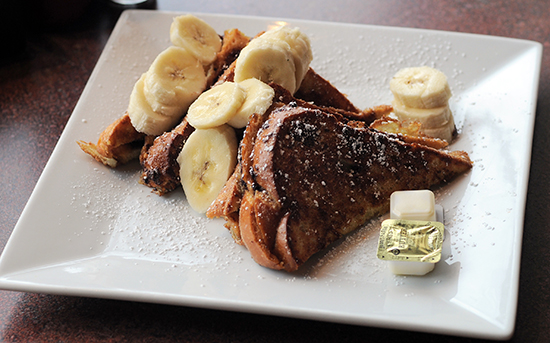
138, 118, 195, 195
205, 28, 250, 88
77, 114, 146, 168
369, 116, 450, 149
294, 68, 360, 113
210, 103, 472, 272
207, 84, 388, 243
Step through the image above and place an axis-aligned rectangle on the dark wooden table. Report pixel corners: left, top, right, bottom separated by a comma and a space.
1, 0, 548, 341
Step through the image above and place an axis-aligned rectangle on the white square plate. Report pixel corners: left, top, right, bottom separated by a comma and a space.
0, 10, 542, 340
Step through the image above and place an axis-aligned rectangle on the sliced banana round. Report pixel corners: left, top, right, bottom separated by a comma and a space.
227, 78, 275, 128
421, 115, 456, 143
260, 26, 313, 89
128, 74, 183, 136
177, 124, 238, 213
392, 98, 452, 128
169, 14, 222, 65
186, 82, 247, 129
144, 46, 207, 112
390, 66, 452, 109
234, 40, 297, 94
142, 87, 182, 118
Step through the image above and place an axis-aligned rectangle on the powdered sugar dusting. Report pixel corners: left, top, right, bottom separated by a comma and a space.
70, 164, 243, 268
305, 217, 386, 284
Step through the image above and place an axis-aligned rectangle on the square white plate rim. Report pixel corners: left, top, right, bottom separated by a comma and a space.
0, 10, 542, 340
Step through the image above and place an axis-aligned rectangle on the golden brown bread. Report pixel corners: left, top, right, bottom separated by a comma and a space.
294, 68, 360, 112
369, 116, 450, 150
207, 164, 245, 244
138, 119, 195, 195
209, 103, 473, 272
77, 114, 145, 168
205, 28, 250, 88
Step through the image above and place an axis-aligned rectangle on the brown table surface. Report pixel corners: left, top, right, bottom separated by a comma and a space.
1, 0, 549, 341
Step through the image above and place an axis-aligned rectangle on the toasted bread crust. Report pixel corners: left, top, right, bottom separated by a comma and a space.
369, 116, 449, 149
295, 68, 359, 113
206, 29, 250, 87
138, 119, 195, 195
77, 113, 145, 167
206, 164, 244, 243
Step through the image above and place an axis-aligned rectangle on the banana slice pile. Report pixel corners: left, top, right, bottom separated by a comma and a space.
179, 79, 277, 213
179, 25, 313, 214
186, 78, 276, 129
127, 15, 222, 136
179, 81, 275, 213
389, 66, 455, 142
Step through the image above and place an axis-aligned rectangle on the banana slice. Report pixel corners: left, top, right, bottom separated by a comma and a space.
142, 87, 181, 118
234, 40, 297, 94
260, 26, 313, 89
390, 66, 452, 109
128, 74, 183, 135
227, 78, 275, 128
421, 115, 456, 142
177, 125, 238, 213
169, 14, 222, 65
186, 82, 247, 129
144, 46, 207, 112
392, 98, 452, 128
